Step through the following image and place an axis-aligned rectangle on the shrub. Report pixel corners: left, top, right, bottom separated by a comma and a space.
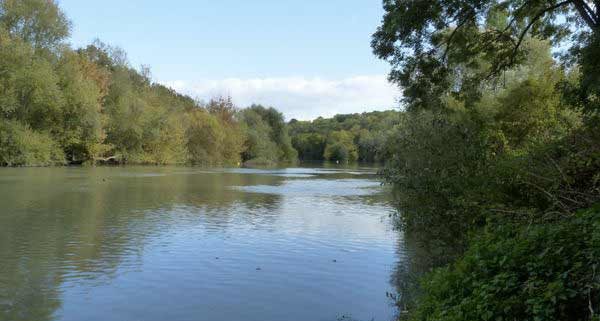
0, 120, 64, 166
494, 121, 600, 219
382, 110, 495, 231
409, 205, 600, 321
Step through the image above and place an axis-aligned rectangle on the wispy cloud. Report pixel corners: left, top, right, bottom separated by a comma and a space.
161, 75, 401, 120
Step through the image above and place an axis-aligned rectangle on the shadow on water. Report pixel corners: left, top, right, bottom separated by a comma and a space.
387, 210, 467, 319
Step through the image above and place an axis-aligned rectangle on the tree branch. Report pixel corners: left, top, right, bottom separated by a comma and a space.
501, 1, 536, 34
580, 0, 599, 23
510, 0, 574, 64
573, 0, 598, 28
442, 9, 478, 62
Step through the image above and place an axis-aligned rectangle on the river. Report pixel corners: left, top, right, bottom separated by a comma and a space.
0, 166, 404, 321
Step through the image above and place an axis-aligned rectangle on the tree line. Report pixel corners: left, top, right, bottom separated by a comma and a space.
0, 0, 401, 168
372, 0, 600, 320
0, 0, 298, 167
289, 110, 400, 163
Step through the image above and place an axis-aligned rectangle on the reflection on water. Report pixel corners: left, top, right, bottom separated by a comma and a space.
388, 217, 467, 315
0, 166, 400, 321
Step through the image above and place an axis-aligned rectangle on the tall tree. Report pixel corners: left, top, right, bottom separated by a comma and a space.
372, 0, 600, 110
0, 0, 70, 49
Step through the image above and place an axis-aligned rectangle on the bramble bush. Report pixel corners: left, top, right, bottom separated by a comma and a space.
410, 204, 600, 321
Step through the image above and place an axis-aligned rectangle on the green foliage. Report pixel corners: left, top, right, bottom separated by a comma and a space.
186, 110, 228, 165
410, 205, 600, 321
112, 78, 190, 164
204, 97, 245, 165
356, 129, 386, 162
289, 110, 400, 162
374, 3, 600, 318
55, 51, 106, 161
0, 120, 64, 166
382, 110, 493, 230
240, 108, 279, 165
239, 105, 297, 165
0, 22, 106, 163
372, 0, 599, 112
579, 32, 600, 112
382, 39, 584, 231
0, 2, 295, 167
292, 133, 326, 161
0, 0, 70, 50
248, 104, 297, 162
324, 130, 358, 162
496, 122, 600, 217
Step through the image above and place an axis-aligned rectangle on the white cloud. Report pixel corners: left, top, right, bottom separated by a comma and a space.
161, 75, 401, 121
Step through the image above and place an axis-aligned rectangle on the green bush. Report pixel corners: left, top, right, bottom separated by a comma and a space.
410, 205, 600, 321
0, 120, 64, 166
495, 121, 600, 218
382, 110, 495, 231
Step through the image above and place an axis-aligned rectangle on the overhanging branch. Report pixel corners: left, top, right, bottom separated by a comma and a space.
442, 14, 473, 61
573, 0, 598, 28
510, 0, 574, 64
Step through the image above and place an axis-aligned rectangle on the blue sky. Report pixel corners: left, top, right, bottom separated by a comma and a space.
59, 0, 401, 120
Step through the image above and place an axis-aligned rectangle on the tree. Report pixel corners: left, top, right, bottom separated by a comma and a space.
372, 0, 600, 111
288, 110, 401, 162
0, 119, 64, 166
0, 0, 70, 50
323, 130, 358, 162
0, 29, 64, 132
246, 104, 297, 162
55, 51, 106, 162
239, 108, 280, 164
292, 133, 326, 161
206, 96, 237, 124
77, 39, 128, 71
357, 129, 386, 162
186, 110, 225, 165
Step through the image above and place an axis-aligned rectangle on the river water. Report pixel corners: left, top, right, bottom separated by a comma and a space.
0, 166, 403, 321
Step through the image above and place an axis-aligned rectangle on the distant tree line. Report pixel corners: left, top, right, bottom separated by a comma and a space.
288, 110, 401, 163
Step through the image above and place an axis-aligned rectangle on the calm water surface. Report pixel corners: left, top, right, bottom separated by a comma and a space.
0, 166, 403, 321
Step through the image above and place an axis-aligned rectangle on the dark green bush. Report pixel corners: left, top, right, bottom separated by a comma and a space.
410, 204, 600, 321
494, 121, 600, 220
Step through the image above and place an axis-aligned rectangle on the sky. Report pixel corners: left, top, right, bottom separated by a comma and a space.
59, 0, 401, 120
